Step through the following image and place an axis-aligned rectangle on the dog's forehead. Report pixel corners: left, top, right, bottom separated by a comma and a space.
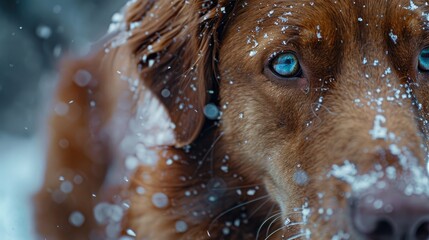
234, 0, 429, 49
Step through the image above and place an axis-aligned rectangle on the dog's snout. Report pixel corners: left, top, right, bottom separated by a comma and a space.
350, 187, 429, 240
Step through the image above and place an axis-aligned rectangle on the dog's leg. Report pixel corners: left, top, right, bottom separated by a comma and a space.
33, 57, 110, 239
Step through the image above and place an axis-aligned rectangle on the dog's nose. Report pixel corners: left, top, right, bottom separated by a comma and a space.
350, 187, 429, 240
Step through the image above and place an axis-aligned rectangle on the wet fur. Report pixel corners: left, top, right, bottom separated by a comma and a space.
35, 0, 429, 239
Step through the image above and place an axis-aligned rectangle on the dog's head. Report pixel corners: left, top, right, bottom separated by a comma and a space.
121, 0, 429, 238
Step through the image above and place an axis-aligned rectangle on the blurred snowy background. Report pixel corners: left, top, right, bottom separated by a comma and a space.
0, 1, 126, 239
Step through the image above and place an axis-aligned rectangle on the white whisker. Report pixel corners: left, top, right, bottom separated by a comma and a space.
265, 215, 282, 238
207, 195, 270, 236
285, 221, 305, 227
256, 212, 282, 240
286, 232, 307, 240
264, 225, 286, 240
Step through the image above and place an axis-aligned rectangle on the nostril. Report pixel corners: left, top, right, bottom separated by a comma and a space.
371, 219, 395, 237
415, 221, 429, 240
350, 188, 429, 239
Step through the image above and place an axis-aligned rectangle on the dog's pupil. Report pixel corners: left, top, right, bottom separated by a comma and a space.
284, 59, 293, 64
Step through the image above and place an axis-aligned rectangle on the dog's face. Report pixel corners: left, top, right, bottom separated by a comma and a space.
216, 0, 429, 238
126, 0, 429, 238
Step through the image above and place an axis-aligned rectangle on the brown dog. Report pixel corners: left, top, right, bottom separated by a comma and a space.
35, 0, 429, 239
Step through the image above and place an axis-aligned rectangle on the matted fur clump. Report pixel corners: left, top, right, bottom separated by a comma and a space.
35, 0, 429, 239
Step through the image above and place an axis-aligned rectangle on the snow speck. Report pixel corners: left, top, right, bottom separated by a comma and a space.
54, 102, 69, 116
125, 156, 139, 170
175, 220, 188, 233
249, 50, 257, 57
94, 203, 124, 224
147, 59, 155, 68
53, 5, 62, 14
293, 170, 309, 186
374, 199, 383, 209
332, 231, 351, 240
316, 25, 322, 39
126, 228, 136, 237
108, 12, 125, 33
36, 25, 52, 39
389, 30, 398, 44
328, 160, 358, 184
69, 211, 85, 227
328, 161, 382, 192
136, 186, 146, 195
203, 103, 219, 120
406, 0, 418, 10
152, 192, 169, 208
246, 189, 256, 196
74, 70, 92, 87
73, 175, 83, 184
60, 181, 73, 193
129, 21, 142, 30
369, 114, 387, 140
362, 57, 368, 65
161, 88, 171, 98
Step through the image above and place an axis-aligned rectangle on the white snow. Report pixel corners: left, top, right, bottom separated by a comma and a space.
249, 50, 257, 57
369, 114, 387, 140
0, 134, 44, 240
406, 0, 419, 10
389, 30, 398, 44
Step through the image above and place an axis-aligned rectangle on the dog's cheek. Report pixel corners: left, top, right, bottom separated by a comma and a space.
219, 82, 308, 168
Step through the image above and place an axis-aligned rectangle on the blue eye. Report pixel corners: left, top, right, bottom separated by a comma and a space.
270, 52, 301, 78
419, 47, 429, 71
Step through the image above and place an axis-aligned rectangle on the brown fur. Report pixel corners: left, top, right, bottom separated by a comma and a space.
35, 0, 429, 239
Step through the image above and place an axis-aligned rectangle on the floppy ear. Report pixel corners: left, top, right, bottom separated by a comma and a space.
118, 0, 236, 147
